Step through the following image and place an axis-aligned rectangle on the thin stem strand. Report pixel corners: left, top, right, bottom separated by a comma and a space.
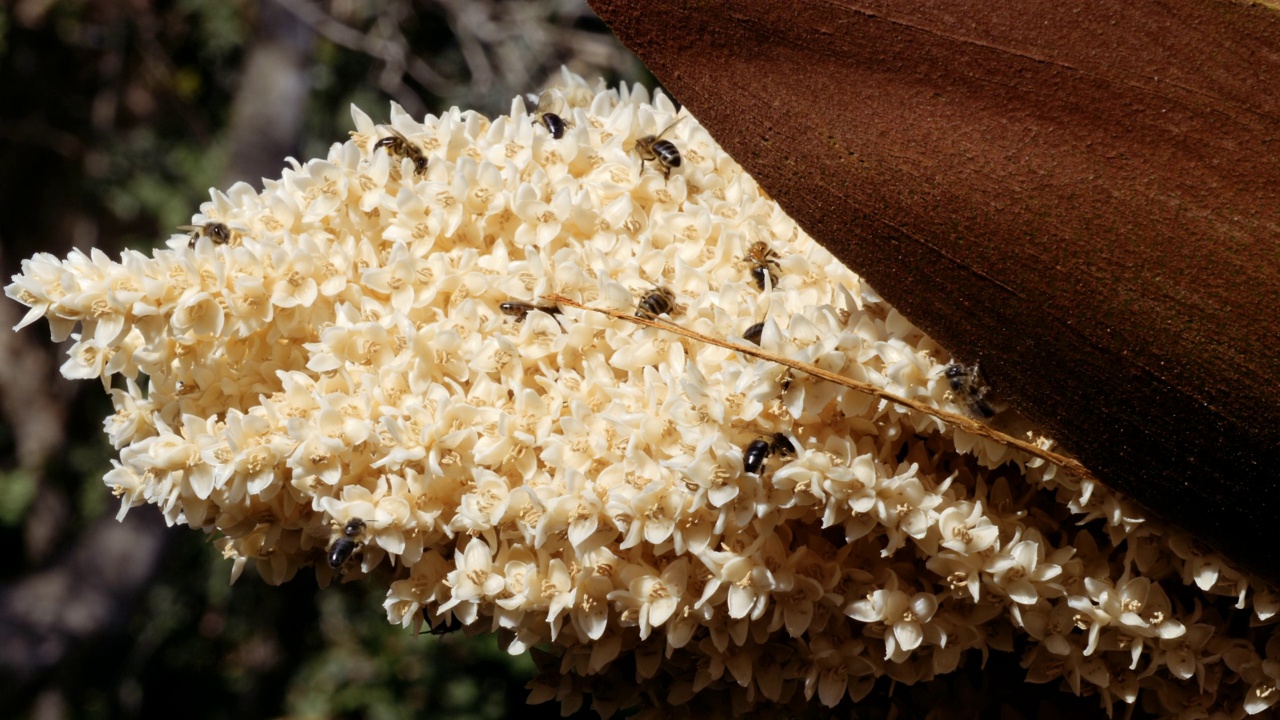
543, 293, 1095, 482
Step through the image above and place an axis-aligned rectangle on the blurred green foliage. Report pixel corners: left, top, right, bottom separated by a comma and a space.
0, 469, 37, 526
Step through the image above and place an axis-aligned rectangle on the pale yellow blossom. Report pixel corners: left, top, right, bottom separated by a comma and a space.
7, 69, 1280, 719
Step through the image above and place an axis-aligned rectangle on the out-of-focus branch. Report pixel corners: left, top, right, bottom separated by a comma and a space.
224, 3, 315, 187
273, 0, 643, 121
272, 0, 444, 117
436, 0, 496, 93
369, 1, 432, 117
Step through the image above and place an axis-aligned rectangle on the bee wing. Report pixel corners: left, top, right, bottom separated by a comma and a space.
500, 301, 535, 316
307, 521, 337, 540
535, 89, 564, 114
655, 114, 690, 140
388, 126, 415, 143
176, 225, 204, 233
637, 283, 669, 298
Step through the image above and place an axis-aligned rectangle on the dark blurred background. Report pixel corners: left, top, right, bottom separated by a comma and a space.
0, 1, 646, 718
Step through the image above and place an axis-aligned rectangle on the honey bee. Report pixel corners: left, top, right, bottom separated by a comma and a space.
743, 432, 796, 474
944, 361, 1000, 419
532, 90, 567, 140
743, 322, 764, 345
180, 222, 235, 249
327, 518, 367, 568
772, 432, 796, 457
427, 614, 464, 635
744, 241, 782, 290
374, 127, 429, 176
636, 286, 677, 320
634, 116, 687, 180
500, 300, 562, 322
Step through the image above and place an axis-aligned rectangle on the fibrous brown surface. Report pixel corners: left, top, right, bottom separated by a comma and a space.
588, 0, 1280, 582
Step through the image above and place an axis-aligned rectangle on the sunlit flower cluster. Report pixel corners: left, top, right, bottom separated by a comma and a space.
8, 70, 1280, 718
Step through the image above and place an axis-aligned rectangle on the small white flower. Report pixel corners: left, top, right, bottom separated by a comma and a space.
847, 586, 938, 659
439, 537, 505, 613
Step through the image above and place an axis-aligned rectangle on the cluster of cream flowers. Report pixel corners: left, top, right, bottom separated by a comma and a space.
8, 70, 1280, 718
